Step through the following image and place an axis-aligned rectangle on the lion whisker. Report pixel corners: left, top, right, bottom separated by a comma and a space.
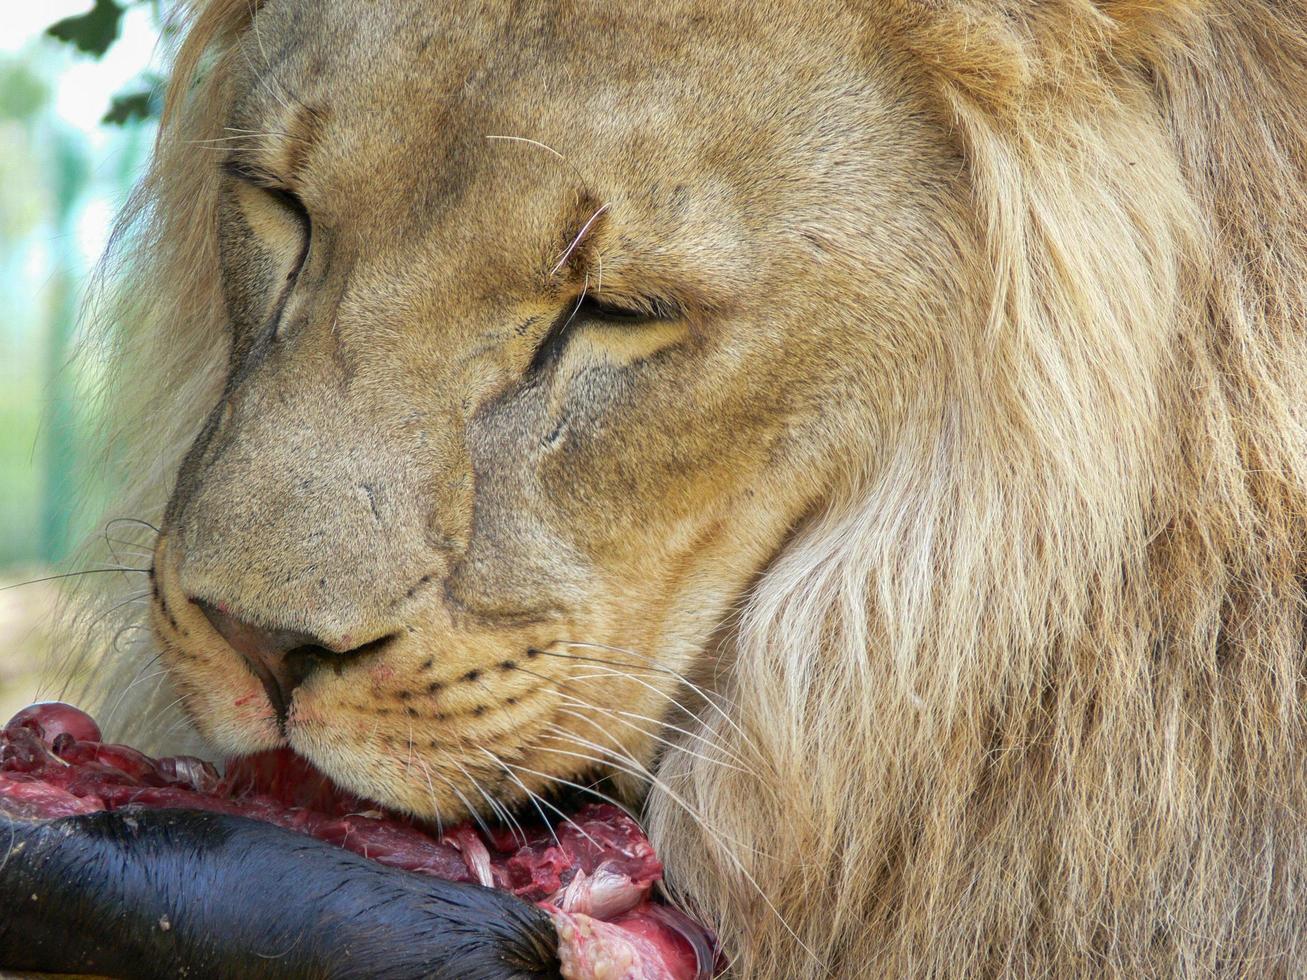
110, 623, 152, 654
46, 595, 148, 700
103, 517, 160, 537
186, 134, 287, 147
552, 692, 751, 774
448, 747, 526, 846
543, 661, 752, 757
132, 691, 191, 740
589, 702, 752, 767
536, 725, 752, 856
405, 723, 492, 840
536, 647, 729, 705
249, 3, 272, 69
438, 770, 493, 841
549, 639, 743, 710
236, 40, 301, 124
76, 591, 150, 638
549, 638, 752, 737
550, 202, 611, 277
0, 568, 150, 592
100, 652, 167, 731
101, 519, 157, 565
508, 658, 743, 769
493, 756, 638, 845
50, 593, 151, 704
414, 758, 447, 838
483, 134, 592, 192
477, 747, 563, 849
510, 655, 750, 770
103, 542, 154, 564
550, 654, 761, 757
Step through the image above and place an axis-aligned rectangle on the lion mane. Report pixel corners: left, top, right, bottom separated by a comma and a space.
82, 1, 1304, 976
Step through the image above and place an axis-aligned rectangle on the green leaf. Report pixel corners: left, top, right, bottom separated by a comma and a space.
46, 0, 126, 58
102, 87, 159, 126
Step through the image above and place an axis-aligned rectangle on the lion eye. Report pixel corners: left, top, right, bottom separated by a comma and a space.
221, 160, 307, 214
577, 294, 679, 325
221, 159, 312, 278
527, 293, 678, 376
577, 295, 657, 324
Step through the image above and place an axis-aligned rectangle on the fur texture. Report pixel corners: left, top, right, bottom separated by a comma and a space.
77, 1, 1305, 976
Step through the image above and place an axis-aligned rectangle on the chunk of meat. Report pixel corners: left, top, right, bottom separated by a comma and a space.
1, 702, 720, 979
553, 904, 722, 980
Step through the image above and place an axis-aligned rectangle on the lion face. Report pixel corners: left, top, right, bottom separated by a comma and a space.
150, 0, 964, 817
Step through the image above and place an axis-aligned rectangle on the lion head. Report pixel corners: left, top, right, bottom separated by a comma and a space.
86, 0, 1305, 975
140, 0, 968, 823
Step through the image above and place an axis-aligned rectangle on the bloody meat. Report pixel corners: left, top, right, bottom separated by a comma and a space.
0, 702, 720, 980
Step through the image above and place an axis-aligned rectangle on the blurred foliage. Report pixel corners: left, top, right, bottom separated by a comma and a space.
0, 59, 48, 121
46, 0, 163, 125
0, 64, 49, 238
0, 2, 161, 707
104, 75, 163, 125
47, 0, 127, 57
1, 8, 158, 568
0, 50, 58, 567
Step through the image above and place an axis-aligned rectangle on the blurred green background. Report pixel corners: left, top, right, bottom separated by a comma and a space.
1, 1, 164, 718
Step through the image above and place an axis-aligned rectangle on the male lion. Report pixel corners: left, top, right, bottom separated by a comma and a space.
60, 0, 1307, 975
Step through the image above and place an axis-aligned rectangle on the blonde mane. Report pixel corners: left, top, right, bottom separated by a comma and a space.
658, 2, 1306, 974
79, 1, 1304, 975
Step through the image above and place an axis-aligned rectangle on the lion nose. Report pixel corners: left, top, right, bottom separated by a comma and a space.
195, 600, 393, 724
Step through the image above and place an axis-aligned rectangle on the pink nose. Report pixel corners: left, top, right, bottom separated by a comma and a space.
195, 601, 393, 724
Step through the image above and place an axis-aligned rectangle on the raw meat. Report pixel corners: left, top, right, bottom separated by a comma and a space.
0, 702, 721, 980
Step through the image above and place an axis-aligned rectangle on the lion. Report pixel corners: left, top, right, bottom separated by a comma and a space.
68, 0, 1305, 975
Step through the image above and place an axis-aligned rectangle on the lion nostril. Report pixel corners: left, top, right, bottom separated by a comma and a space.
193, 599, 395, 726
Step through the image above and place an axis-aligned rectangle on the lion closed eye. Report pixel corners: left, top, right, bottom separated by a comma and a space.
80, 0, 1307, 976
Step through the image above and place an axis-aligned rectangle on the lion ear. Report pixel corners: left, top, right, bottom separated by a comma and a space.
872, 1, 1034, 109
873, 0, 1200, 111
1092, 0, 1203, 61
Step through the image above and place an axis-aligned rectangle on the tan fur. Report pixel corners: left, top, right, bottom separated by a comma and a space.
79, 1, 1305, 976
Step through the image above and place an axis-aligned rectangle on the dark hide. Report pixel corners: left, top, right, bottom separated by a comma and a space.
0, 808, 562, 979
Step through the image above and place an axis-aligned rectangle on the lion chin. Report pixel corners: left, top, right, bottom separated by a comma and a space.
73, 0, 1306, 976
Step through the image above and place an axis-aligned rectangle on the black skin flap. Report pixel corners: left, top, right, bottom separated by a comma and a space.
0, 808, 563, 980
